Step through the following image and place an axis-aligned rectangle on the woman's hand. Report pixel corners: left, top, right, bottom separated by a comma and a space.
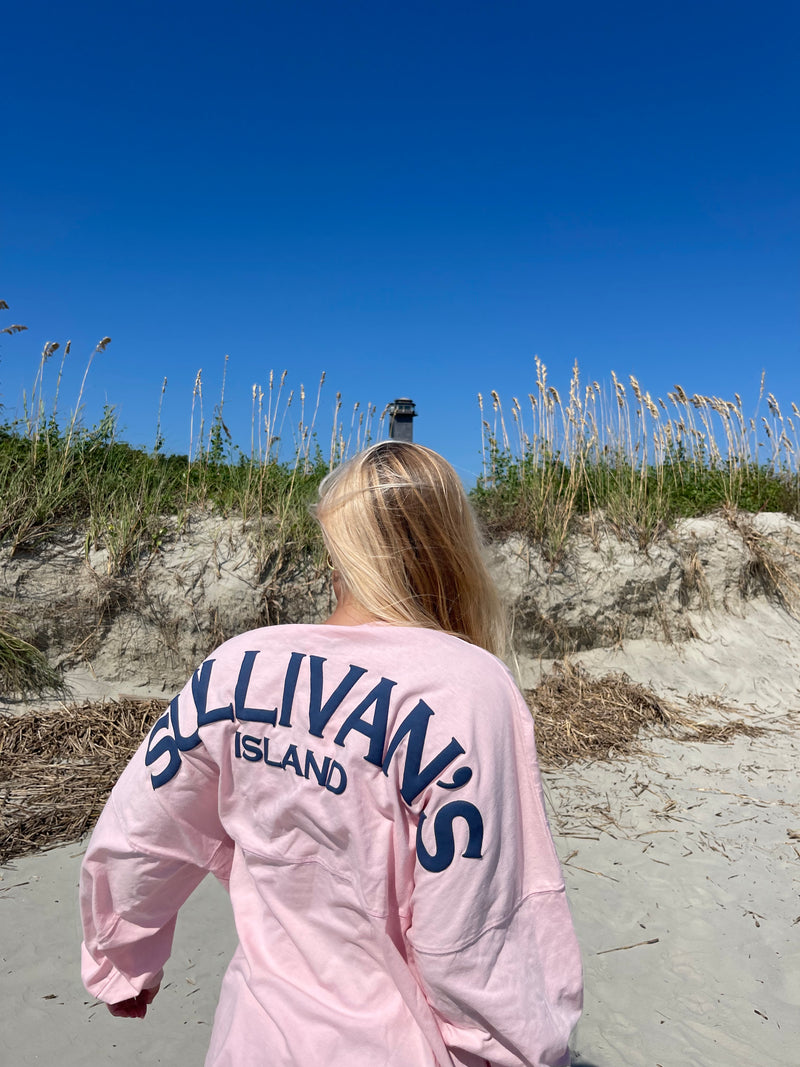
107, 983, 160, 1019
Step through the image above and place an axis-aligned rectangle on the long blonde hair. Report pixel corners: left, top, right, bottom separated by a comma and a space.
314, 441, 507, 656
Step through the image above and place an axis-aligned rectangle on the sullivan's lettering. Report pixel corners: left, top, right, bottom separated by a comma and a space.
145, 649, 483, 871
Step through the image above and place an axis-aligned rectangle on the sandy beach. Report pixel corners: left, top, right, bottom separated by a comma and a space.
2, 530, 799, 1065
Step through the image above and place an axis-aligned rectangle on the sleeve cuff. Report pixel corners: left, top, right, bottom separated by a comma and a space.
82, 941, 164, 1004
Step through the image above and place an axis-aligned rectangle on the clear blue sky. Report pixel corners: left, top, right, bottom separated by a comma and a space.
2, 0, 798, 483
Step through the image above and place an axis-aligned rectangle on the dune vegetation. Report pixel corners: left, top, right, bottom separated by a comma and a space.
2, 314, 799, 569
0, 332, 380, 573
2, 305, 800, 694
473, 357, 800, 560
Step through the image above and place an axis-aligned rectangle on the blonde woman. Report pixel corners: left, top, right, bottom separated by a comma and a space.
80, 441, 582, 1066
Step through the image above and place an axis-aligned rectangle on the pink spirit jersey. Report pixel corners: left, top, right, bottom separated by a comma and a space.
80, 623, 582, 1066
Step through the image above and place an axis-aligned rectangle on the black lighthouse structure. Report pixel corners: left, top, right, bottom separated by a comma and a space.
387, 398, 417, 442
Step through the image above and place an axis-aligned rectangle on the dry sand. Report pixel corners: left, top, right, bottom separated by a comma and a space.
2, 604, 799, 1064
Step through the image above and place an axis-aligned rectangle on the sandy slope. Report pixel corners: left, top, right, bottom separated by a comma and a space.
550, 602, 800, 1066
2, 606, 799, 1064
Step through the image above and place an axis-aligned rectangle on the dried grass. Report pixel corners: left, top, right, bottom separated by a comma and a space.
527, 661, 677, 766
527, 661, 768, 767
731, 513, 800, 614
681, 719, 766, 743
0, 698, 164, 864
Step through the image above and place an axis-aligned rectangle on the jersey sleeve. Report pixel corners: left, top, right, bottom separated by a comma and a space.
405, 675, 582, 1067
80, 698, 234, 1005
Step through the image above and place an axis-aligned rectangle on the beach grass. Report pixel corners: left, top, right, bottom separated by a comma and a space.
3, 338, 799, 569
473, 359, 800, 560
0, 340, 383, 577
